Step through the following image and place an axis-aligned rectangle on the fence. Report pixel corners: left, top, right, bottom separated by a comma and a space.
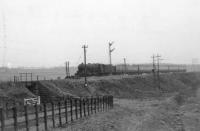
0, 95, 114, 131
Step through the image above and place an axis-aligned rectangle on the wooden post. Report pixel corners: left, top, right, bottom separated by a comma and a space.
0, 108, 5, 131
103, 96, 104, 111
87, 98, 90, 116
104, 96, 106, 111
58, 102, 62, 126
64, 100, 68, 124
99, 97, 101, 112
111, 96, 113, 109
70, 98, 73, 122
110, 96, 112, 108
101, 96, 103, 112
98, 96, 101, 111
109, 96, 111, 108
35, 104, 39, 131
107, 96, 109, 109
6, 103, 8, 118
99, 97, 101, 111
75, 99, 78, 119
24, 105, 29, 131
108, 96, 110, 109
101, 96, 103, 111
105, 96, 107, 111
105, 96, 107, 110
106, 96, 108, 110
97, 97, 99, 111
43, 103, 47, 131
83, 98, 86, 117
79, 98, 82, 118
13, 107, 18, 131
94, 97, 96, 114
91, 97, 93, 114
97, 97, 99, 112
112, 96, 114, 108
105, 96, 108, 110
51, 102, 55, 128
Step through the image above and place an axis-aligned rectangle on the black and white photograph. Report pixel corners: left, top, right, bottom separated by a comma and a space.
0, 0, 200, 130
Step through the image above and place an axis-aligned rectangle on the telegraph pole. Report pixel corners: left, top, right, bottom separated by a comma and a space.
109, 42, 115, 75
156, 54, 161, 89
82, 45, 88, 87
152, 54, 156, 73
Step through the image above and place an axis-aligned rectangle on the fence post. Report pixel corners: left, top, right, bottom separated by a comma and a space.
87, 98, 90, 116
94, 97, 97, 113
105, 96, 108, 111
70, 98, 73, 122
103, 96, 105, 111
108, 96, 109, 110
13, 107, 18, 131
0, 108, 5, 131
83, 98, 86, 117
43, 103, 47, 131
58, 102, 62, 126
108, 96, 110, 109
102, 96, 104, 111
111, 96, 112, 108
35, 104, 39, 131
104, 96, 106, 111
91, 96, 93, 114
5, 103, 8, 118
97, 96, 100, 112
75, 99, 78, 119
24, 105, 29, 131
51, 102, 55, 128
79, 98, 82, 118
99, 96, 101, 111
99, 96, 101, 112
111, 96, 114, 108
96, 97, 98, 112
64, 100, 68, 124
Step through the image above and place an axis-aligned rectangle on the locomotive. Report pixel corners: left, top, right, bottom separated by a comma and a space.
75, 63, 116, 76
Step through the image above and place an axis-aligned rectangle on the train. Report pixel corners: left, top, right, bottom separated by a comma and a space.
75, 63, 187, 77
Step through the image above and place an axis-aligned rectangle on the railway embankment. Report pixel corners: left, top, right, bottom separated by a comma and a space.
40, 72, 200, 99
0, 72, 200, 104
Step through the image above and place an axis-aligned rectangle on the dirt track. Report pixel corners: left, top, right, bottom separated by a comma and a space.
50, 91, 200, 131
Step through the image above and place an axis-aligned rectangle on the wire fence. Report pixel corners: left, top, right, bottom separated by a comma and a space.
0, 95, 113, 131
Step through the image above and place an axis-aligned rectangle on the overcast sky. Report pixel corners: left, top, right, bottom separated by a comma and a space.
0, 0, 199, 67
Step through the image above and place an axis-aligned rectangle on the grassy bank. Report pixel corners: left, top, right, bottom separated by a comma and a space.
0, 72, 200, 104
